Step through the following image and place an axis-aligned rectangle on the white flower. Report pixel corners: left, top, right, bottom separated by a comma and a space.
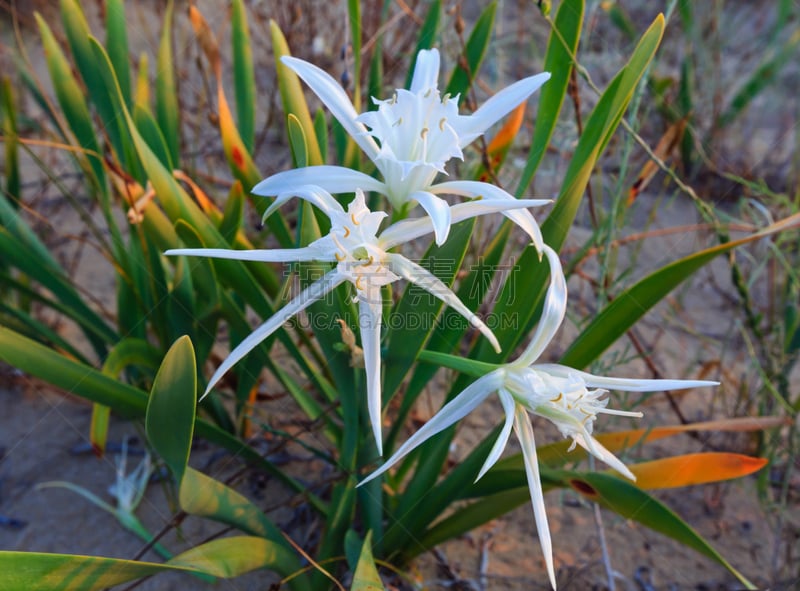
166, 187, 548, 455
359, 245, 719, 589
254, 49, 551, 247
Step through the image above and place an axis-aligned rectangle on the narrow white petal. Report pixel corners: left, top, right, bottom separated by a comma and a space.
410, 190, 451, 245
429, 180, 545, 250
165, 245, 334, 264
379, 198, 550, 249
514, 245, 567, 367
261, 183, 345, 221
574, 432, 636, 481
409, 48, 440, 94
202, 271, 345, 398
359, 298, 384, 456
532, 364, 720, 393
359, 371, 505, 486
253, 166, 385, 201
455, 73, 551, 146
475, 388, 516, 481
513, 404, 557, 590
386, 254, 501, 353
282, 56, 381, 160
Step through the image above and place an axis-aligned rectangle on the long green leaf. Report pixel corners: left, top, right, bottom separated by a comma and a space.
0, 536, 300, 591
231, 0, 256, 151
156, 0, 180, 165
515, 0, 583, 195
105, 0, 131, 107
561, 214, 800, 368
270, 21, 323, 166
404, 0, 441, 89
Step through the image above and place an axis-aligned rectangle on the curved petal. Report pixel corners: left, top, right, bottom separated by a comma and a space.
359, 371, 505, 486
532, 364, 720, 393
454, 72, 551, 146
282, 56, 380, 160
379, 198, 550, 249
253, 166, 386, 199
202, 271, 346, 398
475, 388, 516, 481
573, 432, 636, 481
513, 245, 567, 367
429, 180, 545, 251
386, 253, 501, 353
261, 184, 345, 221
358, 298, 385, 455
409, 190, 451, 245
409, 48, 440, 94
165, 243, 335, 264
513, 404, 556, 590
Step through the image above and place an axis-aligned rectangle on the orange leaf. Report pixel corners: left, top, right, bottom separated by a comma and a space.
627, 116, 687, 205
627, 452, 768, 489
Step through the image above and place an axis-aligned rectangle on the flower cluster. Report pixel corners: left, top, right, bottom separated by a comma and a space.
167, 49, 718, 589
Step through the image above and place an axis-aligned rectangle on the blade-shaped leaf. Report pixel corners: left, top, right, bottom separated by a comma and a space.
231, 0, 256, 151
351, 531, 385, 590
515, 0, 584, 194
561, 214, 800, 369
445, 2, 496, 104
146, 336, 196, 483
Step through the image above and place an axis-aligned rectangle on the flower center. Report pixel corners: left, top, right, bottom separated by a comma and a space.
357, 88, 465, 193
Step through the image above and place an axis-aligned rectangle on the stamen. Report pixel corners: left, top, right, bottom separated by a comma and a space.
343, 226, 351, 238
439, 117, 446, 131
351, 213, 360, 225
355, 276, 365, 290
424, 88, 432, 98
335, 252, 345, 261
550, 393, 563, 403
420, 127, 429, 140
393, 117, 403, 127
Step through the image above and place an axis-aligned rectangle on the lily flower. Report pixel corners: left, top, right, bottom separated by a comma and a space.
360, 245, 719, 589
254, 49, 551, 247
166, 187, 549, 455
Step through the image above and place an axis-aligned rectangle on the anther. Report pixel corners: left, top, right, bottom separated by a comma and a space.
439, 118, 446, 131
351, 213, 360, 225
344, 226, 351, 238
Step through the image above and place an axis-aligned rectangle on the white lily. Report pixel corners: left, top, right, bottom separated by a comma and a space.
360, 245, 719, 589
254, 49, 551, 247
166, 187, 549, 455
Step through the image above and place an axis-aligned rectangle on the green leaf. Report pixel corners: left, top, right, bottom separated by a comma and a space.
0, 326, 319, 507
0, 536, 300, 590
515, 0, 583, 195
567, 472, 756, 589
383, 220, 475, 401
445, 1, 496, 104
351, 531, 385, 590
231, 0, 256, 151
105, 0, 131, 107
58, 0, 129, 168
168, 536, 299, 578
287, 113, 309, 168
0, 78, 20, 202
178, 468, 307, 587
561, 215, 800, 369
480, 14, 666, 362
156, 0, 180, 165
133, 103, 173, 169
145, 336, 197, 483
36, 14, 105, 196
270, 20, 324, 166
